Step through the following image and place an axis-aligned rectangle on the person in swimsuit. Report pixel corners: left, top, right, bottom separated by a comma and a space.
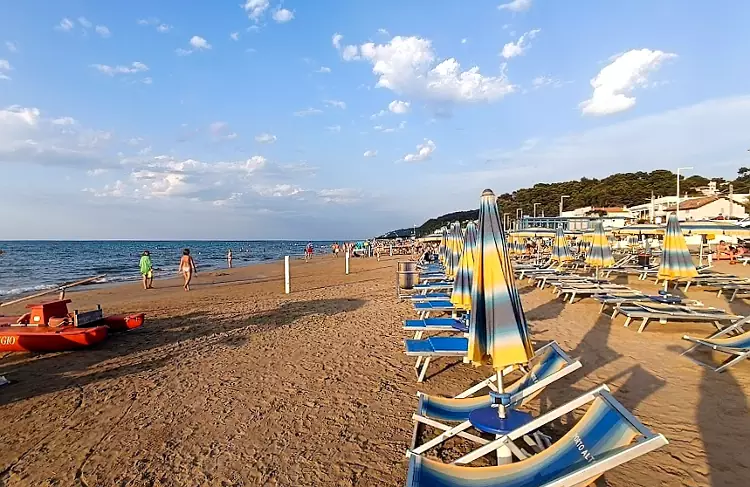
179, 248, 197, 291
227, 249, 233, 268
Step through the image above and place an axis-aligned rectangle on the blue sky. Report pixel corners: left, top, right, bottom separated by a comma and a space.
2, 0, 750, 239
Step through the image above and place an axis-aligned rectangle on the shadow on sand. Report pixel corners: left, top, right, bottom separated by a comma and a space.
0, 298, 365, 407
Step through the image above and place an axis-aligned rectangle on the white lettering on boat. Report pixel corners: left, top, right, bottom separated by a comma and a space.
573, 435, 595, 463
0, 336, 17, 346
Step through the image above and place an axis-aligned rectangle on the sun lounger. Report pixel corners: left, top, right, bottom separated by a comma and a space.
409, 292, 452, 302
405, 336, 468, 382
595, 293, 700, 316
714, 283, 750, 302
409, 342, 581, 455
403, 318, 468, 339
681, 317, 750, 372
414, 282, 454, 291
413, 300, 460, 319
553, 283, 635, 304
612, 302, 741, 333
405, 385, 668, 485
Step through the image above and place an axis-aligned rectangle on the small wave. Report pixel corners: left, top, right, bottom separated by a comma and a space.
0, 283, 57, 297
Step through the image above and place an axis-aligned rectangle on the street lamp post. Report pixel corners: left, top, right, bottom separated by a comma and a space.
503, 212, 510, 229
516, 208, 523, 230
559, 195, 570, 217
533, 203, 541, 218
675, 167, 693, 221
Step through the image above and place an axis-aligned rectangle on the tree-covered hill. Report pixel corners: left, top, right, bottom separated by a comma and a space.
411, 168, 746, 237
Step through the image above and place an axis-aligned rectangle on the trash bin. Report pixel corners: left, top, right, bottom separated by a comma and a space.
397, 261, 419, 289
637, 254, 650, 267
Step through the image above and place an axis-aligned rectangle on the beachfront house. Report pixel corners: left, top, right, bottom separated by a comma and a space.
662, 196, 747, 221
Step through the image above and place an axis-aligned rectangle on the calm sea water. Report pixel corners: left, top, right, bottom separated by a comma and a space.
0, 240, 336, 297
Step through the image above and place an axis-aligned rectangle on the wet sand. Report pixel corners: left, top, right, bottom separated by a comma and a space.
1, 257, 749, 486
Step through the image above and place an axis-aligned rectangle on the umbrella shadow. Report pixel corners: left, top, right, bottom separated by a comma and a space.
0, 298, 365, 407
525, 298, 567, 323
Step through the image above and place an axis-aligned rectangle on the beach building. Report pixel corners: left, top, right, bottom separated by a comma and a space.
662, 196, 747, 221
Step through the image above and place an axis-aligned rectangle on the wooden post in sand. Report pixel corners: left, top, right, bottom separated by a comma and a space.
345, 251, 350, 275
284, 256, 290, 294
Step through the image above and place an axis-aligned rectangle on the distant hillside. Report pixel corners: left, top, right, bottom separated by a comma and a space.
410, 168, 750, 237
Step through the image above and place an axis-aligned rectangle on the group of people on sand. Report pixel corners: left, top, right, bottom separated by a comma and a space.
716, 240, 748, 264
139, 249, 197, 291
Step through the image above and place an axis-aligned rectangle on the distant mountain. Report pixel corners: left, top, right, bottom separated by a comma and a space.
400, 168, 749, 237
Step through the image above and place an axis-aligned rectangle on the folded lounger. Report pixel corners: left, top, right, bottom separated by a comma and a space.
405, 385, 668, 486
682, 318, 750, 372
404, 318, 469, 339
413, 300, 460, 319
409, 342, 582, 455
409, 292, 452, 302
612, 302, 740, 333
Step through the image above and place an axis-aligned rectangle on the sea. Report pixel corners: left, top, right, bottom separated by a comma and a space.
0, 240, 337, 298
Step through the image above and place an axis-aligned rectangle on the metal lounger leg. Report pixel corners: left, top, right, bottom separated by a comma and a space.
637, 317, 650, 333
417, 357, 431, 382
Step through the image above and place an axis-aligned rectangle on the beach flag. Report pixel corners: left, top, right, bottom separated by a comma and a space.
657, 214, 698, 282
585, 221, 615, 270
450, 221, 477, 309
551, 226, 574, 264
468, 189, 534, 371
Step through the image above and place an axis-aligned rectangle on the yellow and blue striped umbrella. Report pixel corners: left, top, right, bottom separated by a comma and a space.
468, 189, 534, 371
585, 221, 615, 269
446, 221, 464, 279
438, 226, 448, 264
450, 221, 478, 309
657, 213, 698, 281
550, 227, 574, 263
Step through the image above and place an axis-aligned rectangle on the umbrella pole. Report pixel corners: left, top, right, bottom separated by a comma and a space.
495, 369, 513, 465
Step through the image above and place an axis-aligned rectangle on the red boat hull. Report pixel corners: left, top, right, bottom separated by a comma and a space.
102, 313, 145, 332
0, 325, 109, 352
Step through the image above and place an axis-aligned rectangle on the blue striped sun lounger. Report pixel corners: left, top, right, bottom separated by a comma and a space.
409, 342, 582, 455
406, 385, 668, 485
409, 292, 452, 302
682, 317, 750, 372
413, 300, 459, 319
403, 318, 468, 339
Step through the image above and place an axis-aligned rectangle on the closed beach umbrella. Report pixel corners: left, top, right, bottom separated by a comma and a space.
450, 221, 478, 309
468, 189, 534, 420
657, 213, 698, 287
585, 221, 615, 273
550, 226, 574, 264
445, 222, 464, 279
438, 227, 448, 264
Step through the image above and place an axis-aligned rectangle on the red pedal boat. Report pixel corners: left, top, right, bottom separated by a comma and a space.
0, 299, 145, 353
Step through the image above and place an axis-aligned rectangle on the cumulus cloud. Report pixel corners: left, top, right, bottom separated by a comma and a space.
190, 36, 211, 50
403, 139, 436, 162
498, 0, 532, 12
90, 61, 148, 76
316, 66, 331, 73
363, 149, 378, 158
255, 132, 277, 144
78, 17, 92, 29
0, 59, 11, 80
209, 121, 238, 140
230, 32, 240, 41
332, 33, 343, 49
157, 24, 172, 33
95, 25, 111, 38
501, 29, 540, 59
580, 48, 677, 116
272, 8, 294, 23
244, 0, 270, 21
56, 18, 75, 32
340, 35, 514, 103
324, 99, 346, 109
389, 100, 411, 114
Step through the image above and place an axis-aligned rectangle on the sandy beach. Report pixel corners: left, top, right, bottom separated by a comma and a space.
1, 256, 749, 486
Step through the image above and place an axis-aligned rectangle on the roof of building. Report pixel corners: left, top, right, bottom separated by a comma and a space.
584, 206, 629, 214
664, 196, 736, 211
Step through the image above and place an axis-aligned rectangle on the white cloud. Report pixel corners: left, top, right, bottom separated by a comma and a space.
52, 117, 76, 125
363, 150, 378, 158
5, 41, 18, 53
87, 168, 107, 176
326, 125, 342, 133
498, 0, 532, 12
128, 137, 144, 145
294, 107, 323, 117
95, 25, 111, 38
157, 24, 172, 33
530, 75, 563, 90
501, 29, 540, 59
461, 38, 468, 44
389, 100, 411, 114
189, 36, 211, 50
272, 8, 294, 23
332, 33, 343, 49
370, 110, 387, 119
142, 77, 153, 85
244, 0, 270, 21
403, 139, 436, 162
255, 132, 277, 144
230, 32, 240, 41
342, 35, 515, 103
209, 121, 238, 140
57, 18, 74, 32
378, 28, 389, 36
0, 59, 11, 78
580, 48, 677, 116
176, 48, 193, 56
91, 61, 149, 76
137, 18, 158, 26
78, 17, 92, 29
324, 99, 346, 109
316, 66, 331, 73
341, 45, 359, 61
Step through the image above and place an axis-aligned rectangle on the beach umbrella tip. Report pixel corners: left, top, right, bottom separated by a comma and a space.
482, 189, 495, 196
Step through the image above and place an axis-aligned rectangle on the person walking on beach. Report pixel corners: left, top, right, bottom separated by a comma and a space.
140, 250, 154, 290
227, 249, 233, 268
305, 241, 313, 262
179, 248, 197, 291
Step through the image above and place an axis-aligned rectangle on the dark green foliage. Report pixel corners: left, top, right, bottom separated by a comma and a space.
408, 169, 745, 237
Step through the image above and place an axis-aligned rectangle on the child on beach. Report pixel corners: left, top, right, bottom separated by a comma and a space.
140, 250, 153, 290
179, 249, 197, 291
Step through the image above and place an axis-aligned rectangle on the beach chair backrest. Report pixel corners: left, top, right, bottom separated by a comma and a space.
504, 343, 572, 406
407, 393, 660, 487
699, 330, 750, 350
